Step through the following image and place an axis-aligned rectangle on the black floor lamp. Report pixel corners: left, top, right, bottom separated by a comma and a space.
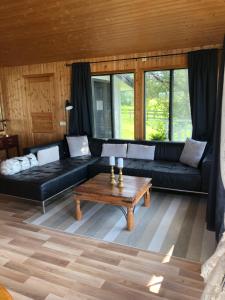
65, 100, 73, 135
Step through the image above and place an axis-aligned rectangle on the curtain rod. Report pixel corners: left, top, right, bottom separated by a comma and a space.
65, 48, 223, 66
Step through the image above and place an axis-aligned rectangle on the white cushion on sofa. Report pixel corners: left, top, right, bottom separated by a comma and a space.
25, 153, 39, 167
127, 143, 155, 160
101, 143, 127, 158
66, 136, 91, 157
15, 156, 30, 171
37, 146, 60, 166
179, 138, 207, 168
0, 158, 22, 175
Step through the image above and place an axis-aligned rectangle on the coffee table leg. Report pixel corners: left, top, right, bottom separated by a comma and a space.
75, 199, 82, 220
144, 190, 151, 207
127, 207, 134, 231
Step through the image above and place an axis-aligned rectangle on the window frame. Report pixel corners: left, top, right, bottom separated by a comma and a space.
144, 67, 190, 141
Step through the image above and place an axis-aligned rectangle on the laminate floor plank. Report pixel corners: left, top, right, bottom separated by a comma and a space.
0, 195, 204, 299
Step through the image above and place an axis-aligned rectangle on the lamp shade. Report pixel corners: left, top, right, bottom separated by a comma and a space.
65, 100, 73, 111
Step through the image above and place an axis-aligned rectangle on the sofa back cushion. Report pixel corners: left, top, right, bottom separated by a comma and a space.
127, 143, 155, 160
66, 136, 91, 157
179, 138, 207, 168
37, 146, 60, 166
88, 137, 107, 157
154, 141, 185, 162
108, 139, 184, 162
101, 143, 127, 158
23, 140, 66, 159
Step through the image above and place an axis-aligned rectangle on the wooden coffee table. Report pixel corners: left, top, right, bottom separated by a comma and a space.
73, 173, 152, 231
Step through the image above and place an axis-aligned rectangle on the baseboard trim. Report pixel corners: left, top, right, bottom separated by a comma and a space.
152, 185, 208, 195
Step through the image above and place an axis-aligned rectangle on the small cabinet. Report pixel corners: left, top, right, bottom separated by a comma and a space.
0, 135, 20, 158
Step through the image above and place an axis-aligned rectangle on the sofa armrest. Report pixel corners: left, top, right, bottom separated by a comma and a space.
201, 151, 213, 193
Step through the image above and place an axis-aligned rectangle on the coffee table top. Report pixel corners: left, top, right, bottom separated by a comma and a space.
74, 173, 152, 203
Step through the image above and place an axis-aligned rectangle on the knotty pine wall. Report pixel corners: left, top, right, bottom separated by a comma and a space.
0, 45, 219, 151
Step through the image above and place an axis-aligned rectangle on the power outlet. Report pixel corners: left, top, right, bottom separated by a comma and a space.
59, 121, 66, 127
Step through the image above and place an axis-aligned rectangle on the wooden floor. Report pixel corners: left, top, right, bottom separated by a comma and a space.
0, 196, 204, 300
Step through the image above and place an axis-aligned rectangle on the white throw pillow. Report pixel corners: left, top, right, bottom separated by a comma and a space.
15, 156, 30, 171
127, 144, 155, 160
101, 143, 127, 158
25, 153, 39, 167
66, 136, 91, 157
0, 158, 22, 175
179, 138, 207, 168
37, 146, 60, 166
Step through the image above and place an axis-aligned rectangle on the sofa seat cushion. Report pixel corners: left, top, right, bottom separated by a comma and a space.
88, 157, 201, 192
0, 156, 98, 201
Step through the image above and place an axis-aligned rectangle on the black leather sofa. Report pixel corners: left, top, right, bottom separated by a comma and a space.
88, 138, 211, 193
0, 140, 98, 212
0, 137, 212, 212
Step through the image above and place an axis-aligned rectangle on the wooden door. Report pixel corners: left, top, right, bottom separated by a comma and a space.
25, 74, 57, 145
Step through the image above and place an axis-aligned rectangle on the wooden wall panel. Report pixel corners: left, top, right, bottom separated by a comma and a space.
0, 45, 218, 150
25, 74, 57, 145
0, 62, 70, 150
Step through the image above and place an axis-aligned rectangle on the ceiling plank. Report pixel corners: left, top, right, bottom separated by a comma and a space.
0, 0, 224, 66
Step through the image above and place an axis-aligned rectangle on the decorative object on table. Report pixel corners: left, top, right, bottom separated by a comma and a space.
109, 156, 116, 185
0, 119, 8, 134
117, 158, 124, 188
65, 100, 73, 135
3, 120, 9, 137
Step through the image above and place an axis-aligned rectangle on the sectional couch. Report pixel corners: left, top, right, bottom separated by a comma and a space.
0, 137, 212, 212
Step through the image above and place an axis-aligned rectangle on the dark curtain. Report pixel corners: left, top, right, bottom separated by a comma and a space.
69, 62, 93, 136
207, 39, 225, 241
188, 49, 218, 142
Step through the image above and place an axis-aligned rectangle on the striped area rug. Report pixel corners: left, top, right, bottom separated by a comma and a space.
25, 191, 215, 262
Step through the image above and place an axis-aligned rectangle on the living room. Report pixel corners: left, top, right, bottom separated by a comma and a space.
0, 1, 224, 299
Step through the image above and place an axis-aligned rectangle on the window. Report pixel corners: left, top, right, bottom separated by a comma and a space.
145, 69, 192, 141
91, 73, 134, 139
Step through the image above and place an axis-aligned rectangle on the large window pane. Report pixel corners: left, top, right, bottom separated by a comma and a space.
172, 69, 192, 141
145, 71, 170, 140
91, 75, 112, 138
145, 69, 192, 142
112, 73, 134, 139
91, 73, 134, 139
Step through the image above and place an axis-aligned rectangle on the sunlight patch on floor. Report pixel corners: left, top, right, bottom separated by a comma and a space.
147, 275, 164, 294
161, 244, 175, 264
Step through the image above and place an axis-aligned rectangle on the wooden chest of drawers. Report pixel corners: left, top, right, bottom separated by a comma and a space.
0, 135, 20, 158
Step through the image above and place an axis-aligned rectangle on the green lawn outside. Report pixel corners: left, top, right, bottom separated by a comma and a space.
120, 105, 192, 141
120, 106, 134, 139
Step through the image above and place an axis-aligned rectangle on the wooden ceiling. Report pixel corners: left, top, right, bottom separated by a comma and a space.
0, 0, 224, 66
